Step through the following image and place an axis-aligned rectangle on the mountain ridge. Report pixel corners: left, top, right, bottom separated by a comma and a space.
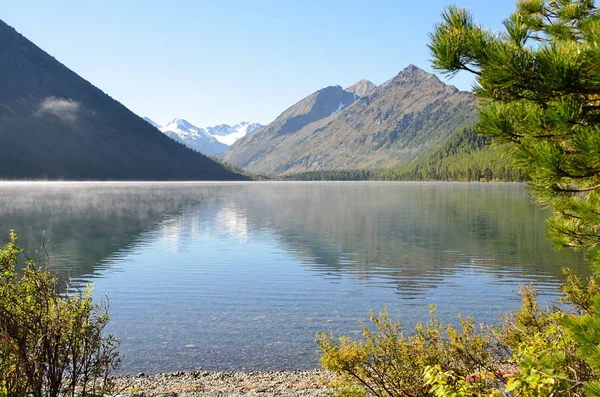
222, 84, 362, 168
223, 65, 477, 175
0, 19, 246, 180
143, 117, 262, 156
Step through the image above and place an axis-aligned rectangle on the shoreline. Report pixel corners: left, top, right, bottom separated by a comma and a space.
111, 369, 333, 396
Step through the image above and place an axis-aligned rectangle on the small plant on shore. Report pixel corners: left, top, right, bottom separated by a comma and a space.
0, 230, 119, 397
318, 281, 596, 396
317, 305, 504, 397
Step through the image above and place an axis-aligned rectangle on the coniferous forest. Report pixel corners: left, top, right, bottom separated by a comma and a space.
283, 127, 526, 182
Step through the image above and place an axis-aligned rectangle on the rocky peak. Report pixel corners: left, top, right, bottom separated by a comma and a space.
375, 64, 453, 94
345, 79, 377, 98
397, 64, 434, 81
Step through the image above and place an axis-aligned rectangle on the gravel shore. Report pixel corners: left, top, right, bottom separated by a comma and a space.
111, 370, 334, 397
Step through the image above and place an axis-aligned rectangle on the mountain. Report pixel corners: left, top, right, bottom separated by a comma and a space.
345, 79, 376, 97
144, 118, 262, 156
0, 19, 246, 180
223, 65, 478, 175
207, 122, 262, 146
221, 85, 360, 168
284, 127, 525, 182
395, 127, 525, 181
143, 117, 161, 129
158, 118, 228, 156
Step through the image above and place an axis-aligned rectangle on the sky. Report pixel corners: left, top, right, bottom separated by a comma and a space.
1, 1, 516, 127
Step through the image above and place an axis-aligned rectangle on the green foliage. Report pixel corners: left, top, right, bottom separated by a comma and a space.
429, 0, 600, 393
318, 306, 441, 397
394, 127, 525, 182
319, 282, 596, 396
0, 231, 119, 397
497, 286, 588, 397
430, 0, 600, 254
319, 1, 600, 392
284, 128, 526, 182
318, 305, 504, 397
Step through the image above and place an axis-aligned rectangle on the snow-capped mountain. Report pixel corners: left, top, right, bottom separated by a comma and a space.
143, 117, 262, 156
159, 118, 228, 157
207, 122, 262, 146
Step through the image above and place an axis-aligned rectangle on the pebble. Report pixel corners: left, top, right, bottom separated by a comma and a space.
111, 370, 333, 396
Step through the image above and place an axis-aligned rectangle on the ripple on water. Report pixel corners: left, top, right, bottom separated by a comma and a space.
0, 182, 588, 374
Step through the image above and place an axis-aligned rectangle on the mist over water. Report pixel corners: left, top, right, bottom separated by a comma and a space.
0, 182, 587, 374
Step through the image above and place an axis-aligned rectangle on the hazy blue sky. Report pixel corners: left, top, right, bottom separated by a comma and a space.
1, 1, 515, 126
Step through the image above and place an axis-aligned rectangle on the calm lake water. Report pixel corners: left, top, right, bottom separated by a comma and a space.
0, 182, 588, 374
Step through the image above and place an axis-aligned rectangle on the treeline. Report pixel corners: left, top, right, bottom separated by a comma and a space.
283, 127, 526, 182
209, 157, 271, 180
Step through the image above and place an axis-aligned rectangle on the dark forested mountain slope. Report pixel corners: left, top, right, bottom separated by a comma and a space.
284, 128, 525, 182
223, 65, 478, 175
396, 128, 525, 181
0, 19, 246, 180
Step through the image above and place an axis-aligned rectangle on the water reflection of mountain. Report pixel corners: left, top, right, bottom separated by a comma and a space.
0, 183, 216, 284
222, 182, 587, 296
0, 182, 588, 296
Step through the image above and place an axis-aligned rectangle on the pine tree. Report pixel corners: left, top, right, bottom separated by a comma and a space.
430, 0, 600, 393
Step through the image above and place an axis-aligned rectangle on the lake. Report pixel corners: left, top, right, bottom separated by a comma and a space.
0, 182, 588, 374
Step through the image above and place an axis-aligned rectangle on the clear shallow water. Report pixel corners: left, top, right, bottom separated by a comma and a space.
0, 182, 588, 374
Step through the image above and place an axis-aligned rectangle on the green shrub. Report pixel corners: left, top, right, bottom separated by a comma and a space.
318, 279, 596, 397
317, 305, 503, 397
0, 230, 119, 397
